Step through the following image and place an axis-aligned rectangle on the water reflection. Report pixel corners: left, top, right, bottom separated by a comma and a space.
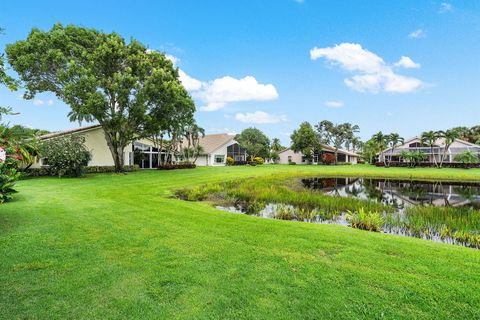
301, 177, 480, 209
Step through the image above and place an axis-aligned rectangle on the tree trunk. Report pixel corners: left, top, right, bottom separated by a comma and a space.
334, 149, 338, 165
103, 128, 126, 173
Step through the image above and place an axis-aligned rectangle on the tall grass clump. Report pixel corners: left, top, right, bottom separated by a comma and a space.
346, 208, 384, 232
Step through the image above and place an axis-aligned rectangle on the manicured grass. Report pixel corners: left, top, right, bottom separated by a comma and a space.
1, 165, 480, 319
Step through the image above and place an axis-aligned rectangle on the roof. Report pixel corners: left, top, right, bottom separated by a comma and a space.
39, 124, 102, 140
190, 133, 236, 154
380, 136, 480, 154
279, 145, 359, 157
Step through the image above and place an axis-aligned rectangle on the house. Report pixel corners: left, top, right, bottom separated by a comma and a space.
278, 145, 359, 164
379, 136, 480, 163
32, 125, 246, 168
186, 133, 247, 166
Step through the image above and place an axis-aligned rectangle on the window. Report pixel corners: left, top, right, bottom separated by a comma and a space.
214, 155, 225, 164
288, 156, 292, 162
227, 143, 247, 161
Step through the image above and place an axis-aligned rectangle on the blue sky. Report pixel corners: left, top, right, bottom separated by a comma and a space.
1, 0, 479, 144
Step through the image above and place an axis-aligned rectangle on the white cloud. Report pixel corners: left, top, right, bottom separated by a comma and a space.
409, 29, 426, 39
234, 111, 287, 124
33, 99, 45, 106
195, 76, 279, 112
178, 70, 203, 91
164, 54, 279, 112
310, 43, 423, 94
165, 54, 179, 65
47, 99, 54, 105
324, 100, 344, 108
439, 2, 452, 13
394, 56, 421, 69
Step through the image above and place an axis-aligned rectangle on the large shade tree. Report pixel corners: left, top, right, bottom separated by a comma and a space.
6, 23, 195, 172
290, 122, 319, 162
316, 120, 359, 164
235, 127, 270, 160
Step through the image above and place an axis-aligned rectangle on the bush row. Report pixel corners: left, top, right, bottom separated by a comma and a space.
25, 165, 140, 177
157, 163, 196, 170
375, 162, 480, 169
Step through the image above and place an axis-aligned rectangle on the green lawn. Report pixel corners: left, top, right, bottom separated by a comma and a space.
1, 165, 480, 319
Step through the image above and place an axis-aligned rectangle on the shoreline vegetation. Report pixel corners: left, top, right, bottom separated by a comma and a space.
176, 167, 480, 248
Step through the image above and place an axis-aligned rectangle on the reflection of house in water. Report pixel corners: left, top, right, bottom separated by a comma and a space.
301, 177, 480, 208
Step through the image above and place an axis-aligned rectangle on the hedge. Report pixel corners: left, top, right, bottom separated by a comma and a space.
26, 165, 140, 177
375, 162, 480, 169
157, 163, 196, 170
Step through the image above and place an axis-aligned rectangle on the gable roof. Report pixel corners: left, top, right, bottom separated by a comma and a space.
194, 134, 236, 154
39, 124, 102, 140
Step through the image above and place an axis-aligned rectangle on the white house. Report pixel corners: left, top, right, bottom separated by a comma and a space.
32, 125, 245, 168
188, 133, 247, 166
379, 136, 480, 163
278, 145, 359, 164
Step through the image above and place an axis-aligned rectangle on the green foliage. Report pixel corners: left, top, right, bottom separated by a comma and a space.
235, 127, 270, 160
454, 151, 479, 164
269, 151, 280, 163
226, 156, 234, 166
25, 165, 139, 177
271, 138, 284, 152
316, 120, 360, 163
290, 121, 319, 161
6, 23, 194, 172
40, 135, 91, 177
399, 150, 428, 167
346, 208, 384, 232
253, 157, 264, 165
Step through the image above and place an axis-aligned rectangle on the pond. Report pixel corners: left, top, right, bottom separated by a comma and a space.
177, 176, 480, 248
300, 177, 480, 209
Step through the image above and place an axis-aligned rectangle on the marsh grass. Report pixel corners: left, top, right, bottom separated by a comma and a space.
177, 173, 480, 248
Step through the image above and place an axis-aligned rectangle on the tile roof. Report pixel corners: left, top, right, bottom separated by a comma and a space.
38, 124, 102, 140
196, 134, 235, 154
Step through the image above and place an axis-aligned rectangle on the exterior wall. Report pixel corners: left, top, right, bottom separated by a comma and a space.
32, 127, 152, 168
194, 155, 208, 166
278, 149, 304, 164
278, 149, 358, 164
195, 139, 240, 166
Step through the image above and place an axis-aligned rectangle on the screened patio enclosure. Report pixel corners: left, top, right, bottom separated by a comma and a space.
129, 141, 167, 169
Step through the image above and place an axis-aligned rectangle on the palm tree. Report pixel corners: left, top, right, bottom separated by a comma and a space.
421, 131, 441, 167
271, 138, 284, 152
387, 133, 404, 165
437, 129, 460, 167
372, 131, 388, 165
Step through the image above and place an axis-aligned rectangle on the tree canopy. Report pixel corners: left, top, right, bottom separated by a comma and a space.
235, 128, 270, 160
6, 23, 195, 172
290, 122, 319, 161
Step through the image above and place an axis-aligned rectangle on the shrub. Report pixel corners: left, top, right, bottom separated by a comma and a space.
376, 161, 480, 169
454, 151, 479, 164
226, 156, 234, 166
346, 208, 384, 232
288, 161, 297, 165
253, 157, 264, 165
322, 153, 336, 165
157, 162, 196, 170
0, 164, 20, 203
40, 135, 91, 177
24, 165, 140, 177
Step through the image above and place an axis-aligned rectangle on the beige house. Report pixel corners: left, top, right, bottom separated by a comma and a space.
32, 125, 245, 168
278, 145, 359, 164
379, 136, 480, 163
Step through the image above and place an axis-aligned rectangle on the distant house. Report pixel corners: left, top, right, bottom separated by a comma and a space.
185, 133, 247, 166
31, 125, 245, 168
278, 145, 359, 164
379, 136, 480, 163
